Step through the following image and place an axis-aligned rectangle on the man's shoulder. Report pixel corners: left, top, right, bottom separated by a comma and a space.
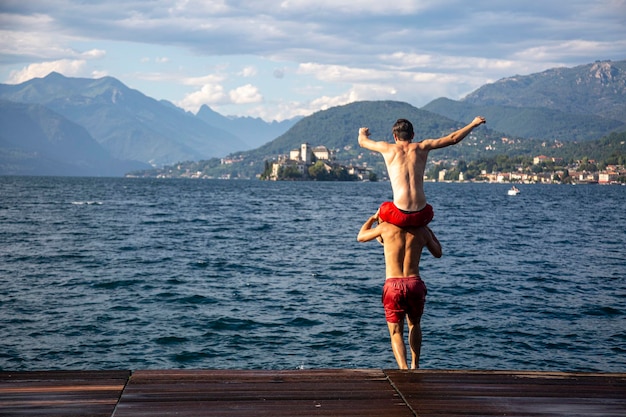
389, 142, 419, 153
379, 222, 408, 236
401, 226, 429, 241
411, 140, 432, 150
379, 221, 403, 233
362, 139, 393, 152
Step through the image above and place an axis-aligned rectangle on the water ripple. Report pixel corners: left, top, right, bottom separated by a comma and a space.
0, 178, 624, 372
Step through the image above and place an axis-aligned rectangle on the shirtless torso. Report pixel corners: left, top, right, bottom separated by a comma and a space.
358, 116, 486, 212
382, 142, 428, 212
357, 217, 441, 278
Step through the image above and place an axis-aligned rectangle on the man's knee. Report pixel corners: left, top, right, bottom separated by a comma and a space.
387, 321, 403, 336
407, 312, 422, 326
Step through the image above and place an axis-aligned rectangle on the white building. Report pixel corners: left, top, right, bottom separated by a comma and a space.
289, 143, 332, 163
312, 146, 331, 160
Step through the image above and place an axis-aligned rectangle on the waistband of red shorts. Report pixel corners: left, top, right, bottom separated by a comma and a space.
385, 275, 421, 281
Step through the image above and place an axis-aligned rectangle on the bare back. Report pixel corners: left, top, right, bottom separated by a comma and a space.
383, 142, 428, 212
378, 222, 430, 278
358, 117, 486, 212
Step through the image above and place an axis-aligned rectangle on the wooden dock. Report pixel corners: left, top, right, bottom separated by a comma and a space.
1, 369, 624, 416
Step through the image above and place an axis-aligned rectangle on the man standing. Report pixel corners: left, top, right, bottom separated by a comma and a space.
357, 210, 442, 369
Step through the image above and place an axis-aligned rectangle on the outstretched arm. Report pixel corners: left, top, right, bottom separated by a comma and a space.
358, 127, 391, 153
424, 226, 442, 258
357, 211, 381, 242
420, 116, 486, 150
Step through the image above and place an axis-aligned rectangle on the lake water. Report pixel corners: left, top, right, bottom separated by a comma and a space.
1, 177, 624, 372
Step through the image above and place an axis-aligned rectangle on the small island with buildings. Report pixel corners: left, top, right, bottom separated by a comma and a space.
259, 143, 374, 181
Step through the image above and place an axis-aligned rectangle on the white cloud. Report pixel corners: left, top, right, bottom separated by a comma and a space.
295, 60, 487, 106
177, 82, 261, 114
181, 74, 226, 86
177, 75, 264, 112
178, 83, 228, 112
278, 0, 432, 14
82, 49, 106, 59
309, 90, 360, 110
4, 46, 106, 84
0, 29, 76, 59
241, 87, 361, 122
168, 0, 231, 15
239, 66, 257, 77
91, 70, 109, 78
229, 84, 262, 104
298, 63, 392, 83
0, 12, 54, 29
136, 55, 171, 65
245, 100, 313, 122
7, 59, 88, 83
379, 52, 434, 68
1, 0, 624, 121
512, 39, 626, 62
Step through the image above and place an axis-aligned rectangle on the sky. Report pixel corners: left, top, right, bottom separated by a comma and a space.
1, 1, 625, 122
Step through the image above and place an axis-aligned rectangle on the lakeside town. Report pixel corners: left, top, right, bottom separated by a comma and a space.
430, 154, 626, 185
257, 143, 626, 185
144, 141, 626, 185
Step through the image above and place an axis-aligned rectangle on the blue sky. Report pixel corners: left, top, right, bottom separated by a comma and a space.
1, 0, 625, 121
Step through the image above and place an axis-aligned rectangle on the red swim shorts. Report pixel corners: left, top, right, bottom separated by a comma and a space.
378, 201, 434, 228
382, 276, 427, 324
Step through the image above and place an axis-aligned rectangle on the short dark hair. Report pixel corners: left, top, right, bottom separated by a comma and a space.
392, 119, 414, 141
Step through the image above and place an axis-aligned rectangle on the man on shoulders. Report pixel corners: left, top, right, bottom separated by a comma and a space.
358, 117, 486, 227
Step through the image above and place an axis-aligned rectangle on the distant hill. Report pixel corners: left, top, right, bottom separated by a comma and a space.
0, 72, 247, 166
195, 105, 301, 149
422, 97, 624, 142
464, 60, 626, 121
0, 100, 148, 176
423, 60, 626, 138
247, 100, 502, 159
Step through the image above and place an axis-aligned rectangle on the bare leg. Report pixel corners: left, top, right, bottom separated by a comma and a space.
407, 314, 422, 369
387, 319, 408, 369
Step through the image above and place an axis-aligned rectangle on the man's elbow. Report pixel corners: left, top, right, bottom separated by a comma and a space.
357, 232, 374, 243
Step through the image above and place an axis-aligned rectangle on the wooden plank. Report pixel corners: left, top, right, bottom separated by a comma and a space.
114, 369, 413, 417
2, 369, 624, 416
385, 369, 626, 417
0, 370, 130, 417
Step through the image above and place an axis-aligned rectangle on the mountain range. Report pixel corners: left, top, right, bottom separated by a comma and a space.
423, 60, 626, 141
1, 59, 624, 176
0, 73, 299, 176
0, 99, 146, 176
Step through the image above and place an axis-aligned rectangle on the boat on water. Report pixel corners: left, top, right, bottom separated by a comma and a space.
507, 186, 520, 196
